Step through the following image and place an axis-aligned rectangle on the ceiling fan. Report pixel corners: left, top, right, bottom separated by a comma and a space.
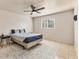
24, 5, 45, 15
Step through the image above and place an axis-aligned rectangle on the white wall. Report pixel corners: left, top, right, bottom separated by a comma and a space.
33, 10, 74, 44
74, 20, 78, 55
0, 10, 32, 34
74, 0, 78, 55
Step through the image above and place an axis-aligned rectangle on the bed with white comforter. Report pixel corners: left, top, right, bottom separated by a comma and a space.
10, 29, 42, 49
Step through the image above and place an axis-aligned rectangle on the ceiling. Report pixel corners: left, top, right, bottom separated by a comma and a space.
0, 0, 45, 14
0, 0, 74, 17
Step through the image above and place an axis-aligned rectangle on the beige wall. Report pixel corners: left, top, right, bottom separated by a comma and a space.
33, 10, 74, 44
0, 9, 33, 34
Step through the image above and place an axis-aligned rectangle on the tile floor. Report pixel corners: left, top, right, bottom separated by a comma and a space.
41, 40, 77, 59
0, 40, 77, 59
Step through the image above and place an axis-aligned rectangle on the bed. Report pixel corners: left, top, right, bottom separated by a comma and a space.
10, 29, 43, 49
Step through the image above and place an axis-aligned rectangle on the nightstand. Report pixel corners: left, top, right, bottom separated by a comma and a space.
0, 35, 11, 47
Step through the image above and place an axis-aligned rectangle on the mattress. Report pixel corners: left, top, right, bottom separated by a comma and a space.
11, 33, 42, 43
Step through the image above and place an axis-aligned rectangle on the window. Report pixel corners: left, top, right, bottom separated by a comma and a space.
41, 17, 55, 29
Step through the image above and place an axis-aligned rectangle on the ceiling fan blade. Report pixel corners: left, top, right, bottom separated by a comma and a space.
36, 11, 40, 13
24, 10, 32, 12
31, 5, 35, 10
36, 7, 45, 11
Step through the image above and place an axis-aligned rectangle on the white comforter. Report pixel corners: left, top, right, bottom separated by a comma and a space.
11, 33, 42, 41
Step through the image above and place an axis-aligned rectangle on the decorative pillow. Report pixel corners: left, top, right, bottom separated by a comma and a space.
19, 29, 21, 33
11, 29, 15, 34
23, 29, 26, 33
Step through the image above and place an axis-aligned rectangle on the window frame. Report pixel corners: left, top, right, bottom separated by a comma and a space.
41, 17, 55, 29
